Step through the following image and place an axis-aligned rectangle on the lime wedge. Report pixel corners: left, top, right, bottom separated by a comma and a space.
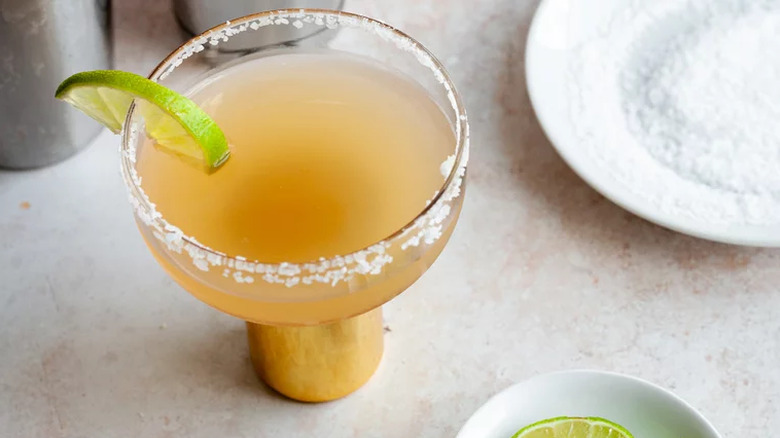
512, 417, 634, 438
55, 70, 229, 169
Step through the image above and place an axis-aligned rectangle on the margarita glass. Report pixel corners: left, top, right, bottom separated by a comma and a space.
121, 10, 468, 402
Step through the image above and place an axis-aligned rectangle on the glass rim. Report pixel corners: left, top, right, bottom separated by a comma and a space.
120, 8, 469, 271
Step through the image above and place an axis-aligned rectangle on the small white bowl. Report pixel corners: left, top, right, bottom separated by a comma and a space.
525, 0, 780, 246
456, 370, 721, 438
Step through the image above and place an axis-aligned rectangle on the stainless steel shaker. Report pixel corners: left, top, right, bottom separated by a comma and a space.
173, 0, 344, 53
0, 0, 112, 169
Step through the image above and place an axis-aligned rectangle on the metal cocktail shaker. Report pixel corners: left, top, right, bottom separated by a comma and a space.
173, 0, 344, 52
0, 0, 112, 169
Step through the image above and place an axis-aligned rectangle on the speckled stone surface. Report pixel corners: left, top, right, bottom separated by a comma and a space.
1, 1, 779, 437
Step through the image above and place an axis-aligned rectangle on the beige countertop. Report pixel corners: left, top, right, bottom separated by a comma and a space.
1, 1, 778, 436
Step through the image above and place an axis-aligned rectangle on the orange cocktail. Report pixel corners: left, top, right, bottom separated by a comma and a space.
121, 10, 468, 402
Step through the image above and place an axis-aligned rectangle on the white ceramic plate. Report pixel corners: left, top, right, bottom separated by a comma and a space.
525, 0, 780, 247
456, 370, 721, 438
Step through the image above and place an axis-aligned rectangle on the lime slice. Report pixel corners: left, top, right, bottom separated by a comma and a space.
512, 417, 634, 438
55, 70, 229, 169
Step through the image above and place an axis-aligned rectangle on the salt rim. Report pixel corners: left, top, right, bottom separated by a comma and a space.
120, 10, 469, 288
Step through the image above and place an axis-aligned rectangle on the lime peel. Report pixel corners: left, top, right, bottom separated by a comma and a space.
512, 416, 634, 438
55, 70, 230, 169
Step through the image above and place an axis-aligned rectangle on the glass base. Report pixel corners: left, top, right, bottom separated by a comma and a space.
246, 307, 384, 402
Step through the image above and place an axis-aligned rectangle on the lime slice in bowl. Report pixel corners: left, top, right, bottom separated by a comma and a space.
513, 417, 634, 438
55, 70, 229, 169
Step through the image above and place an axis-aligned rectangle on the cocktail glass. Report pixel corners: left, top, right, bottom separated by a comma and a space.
120, 9, 469, 402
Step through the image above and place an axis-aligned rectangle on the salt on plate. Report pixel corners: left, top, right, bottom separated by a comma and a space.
569, 0, 780, 225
